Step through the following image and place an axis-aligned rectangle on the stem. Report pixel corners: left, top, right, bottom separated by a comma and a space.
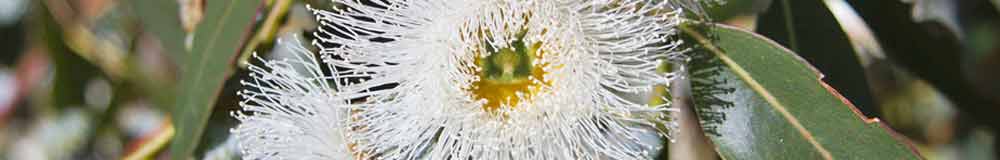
667, 74, 719, 160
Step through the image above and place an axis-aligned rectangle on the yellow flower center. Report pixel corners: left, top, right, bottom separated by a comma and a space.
469, 30, 550, 112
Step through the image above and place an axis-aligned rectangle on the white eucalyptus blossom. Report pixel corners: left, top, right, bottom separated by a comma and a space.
314, 0, 689, 159
235, 0, 697, 159
232, 39, 354, 160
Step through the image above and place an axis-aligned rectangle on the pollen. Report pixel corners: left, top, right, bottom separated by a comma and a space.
469, 31, 549, 112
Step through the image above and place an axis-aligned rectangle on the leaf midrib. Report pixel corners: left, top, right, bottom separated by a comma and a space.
680, 24, 834, 160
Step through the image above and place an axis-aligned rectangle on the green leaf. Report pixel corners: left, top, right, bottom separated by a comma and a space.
681, 23, 922, 159
169, 0, 263, 159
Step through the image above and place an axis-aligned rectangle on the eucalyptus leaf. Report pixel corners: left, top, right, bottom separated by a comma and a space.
169, 0, 263, 159
682, 23, 922, 159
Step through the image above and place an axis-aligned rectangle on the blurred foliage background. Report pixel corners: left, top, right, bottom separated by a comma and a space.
0, 0, 996, 159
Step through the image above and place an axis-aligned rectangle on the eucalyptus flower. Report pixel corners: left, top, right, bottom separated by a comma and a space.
233, 40, 355, 159
235, 0, 694, 159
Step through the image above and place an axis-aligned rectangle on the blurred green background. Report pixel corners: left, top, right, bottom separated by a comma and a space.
0, 0, 997, 159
